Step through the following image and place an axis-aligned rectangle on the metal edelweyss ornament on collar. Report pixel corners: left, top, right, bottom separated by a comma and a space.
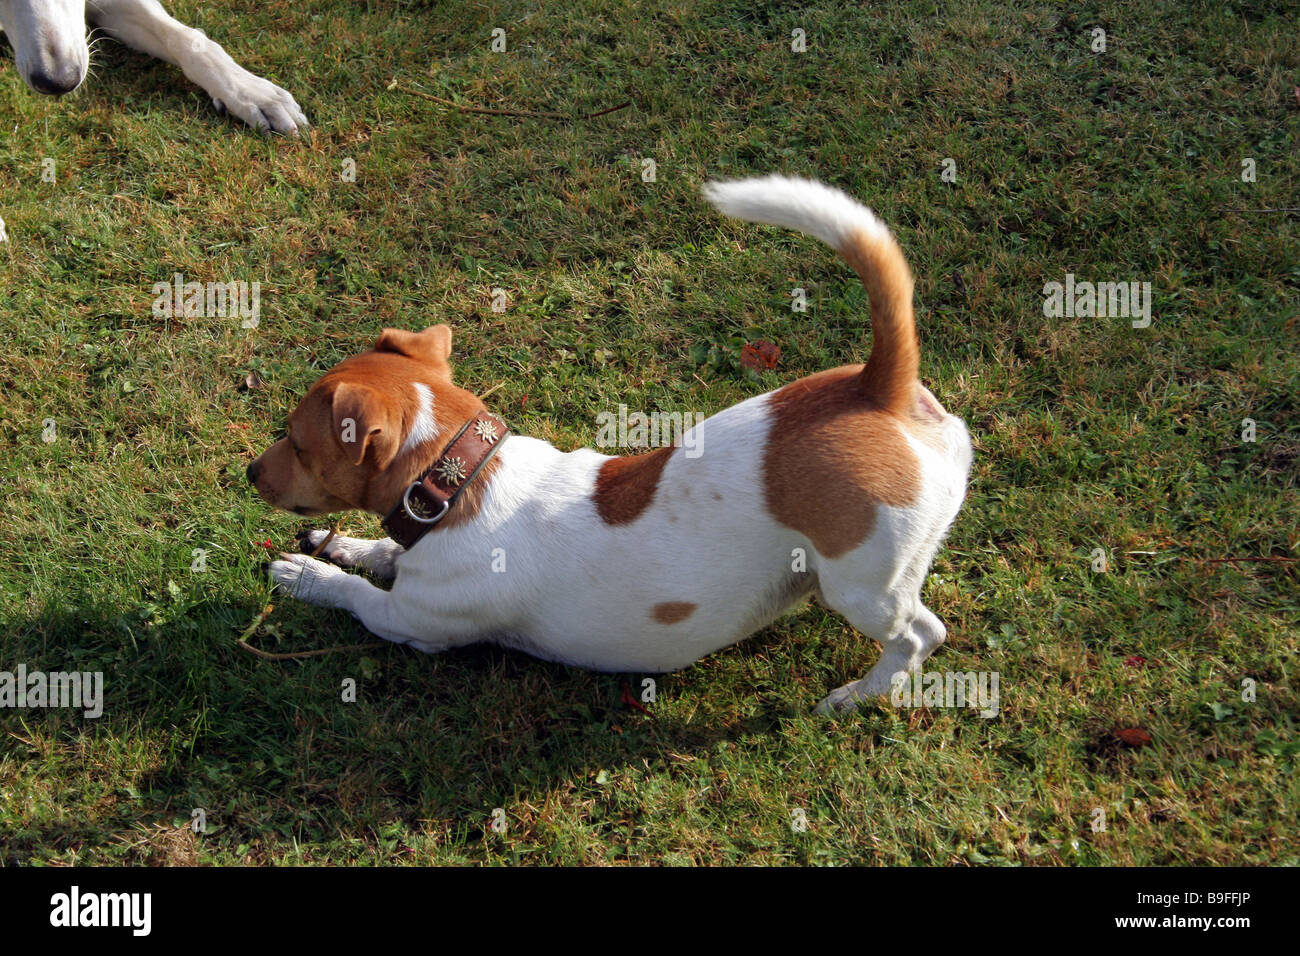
382, 411, 510, 549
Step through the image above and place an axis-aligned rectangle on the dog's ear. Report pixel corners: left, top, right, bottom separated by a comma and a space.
375, 325, 453, 373
331, 382, 398, 469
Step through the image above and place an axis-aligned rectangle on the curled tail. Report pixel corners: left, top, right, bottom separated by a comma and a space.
702, 175, 918, 415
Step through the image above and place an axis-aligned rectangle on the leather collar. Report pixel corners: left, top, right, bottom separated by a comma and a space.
382, 411, 509, 549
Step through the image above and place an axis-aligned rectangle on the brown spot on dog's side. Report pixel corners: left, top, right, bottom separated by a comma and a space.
652, 601, 697, 625
764, 366, 921, 559
593, 446, 674, 525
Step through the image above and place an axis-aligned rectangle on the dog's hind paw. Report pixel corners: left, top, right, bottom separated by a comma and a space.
815, 682, 879, 715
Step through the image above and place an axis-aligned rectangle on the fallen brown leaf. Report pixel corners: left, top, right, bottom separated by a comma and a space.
739, 340, 781, 371
1116, 727, 1153, 748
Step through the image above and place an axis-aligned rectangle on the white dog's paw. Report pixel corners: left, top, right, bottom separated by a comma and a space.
297, 530, 400, 579
816, 668, 904, 714
815, 684, 864, 715
299, 529, 345, 561
211, 68, 308, 135
268, 552, 344, 604
815, 680, 888, 715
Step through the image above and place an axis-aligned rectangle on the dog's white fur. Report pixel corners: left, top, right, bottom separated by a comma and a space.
263, 177, 973, 713
0, 0, 306, 133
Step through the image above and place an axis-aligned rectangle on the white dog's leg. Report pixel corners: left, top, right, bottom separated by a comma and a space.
86, 0, 308, 133
268, 553, 439, 649
300, 530, 404, 580
815, 602, 947, 714
813, 539, 952, 714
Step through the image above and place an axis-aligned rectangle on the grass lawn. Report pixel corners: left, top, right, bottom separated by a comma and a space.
0, 0, 1295, 865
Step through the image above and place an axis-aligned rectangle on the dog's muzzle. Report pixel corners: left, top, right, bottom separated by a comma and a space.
27, 63, 84, 96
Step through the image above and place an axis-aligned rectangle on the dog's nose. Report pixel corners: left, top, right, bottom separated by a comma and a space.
27, 65, 84, 96
246, 460, 262, 485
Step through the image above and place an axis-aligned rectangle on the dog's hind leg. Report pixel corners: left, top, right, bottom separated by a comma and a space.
298, 530, 403, 581
813, 546, 948, 714
86, 0, 308, 134
814, 603, 947, 714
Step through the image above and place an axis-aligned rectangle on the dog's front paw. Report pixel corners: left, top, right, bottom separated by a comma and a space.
211, 69, 308, 135
268, 552, 345, 605
295, 530, 400, 579
298, 529, 345, 563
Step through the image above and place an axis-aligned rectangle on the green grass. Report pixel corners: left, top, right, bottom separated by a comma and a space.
0, 0, 1296, 865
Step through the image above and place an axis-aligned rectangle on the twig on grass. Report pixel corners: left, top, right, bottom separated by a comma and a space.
1201, 556, 1299, 565
399, 84, 632, 121
1215, 207, 1300, 214
236, 528, 387, 661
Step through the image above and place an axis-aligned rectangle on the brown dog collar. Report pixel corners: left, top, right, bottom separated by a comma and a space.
382, 411, 510, 549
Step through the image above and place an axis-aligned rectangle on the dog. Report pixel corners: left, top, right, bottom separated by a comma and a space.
248, 176, 973, 713
0, 0, 306, 134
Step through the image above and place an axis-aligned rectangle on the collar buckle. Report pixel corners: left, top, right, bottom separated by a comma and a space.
382, 410, 510, 550
401, 483, 450, 525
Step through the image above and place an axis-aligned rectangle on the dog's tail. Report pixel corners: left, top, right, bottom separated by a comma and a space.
702, 175, 918, 415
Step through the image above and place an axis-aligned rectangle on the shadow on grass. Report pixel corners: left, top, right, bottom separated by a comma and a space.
3, 592, 801, 861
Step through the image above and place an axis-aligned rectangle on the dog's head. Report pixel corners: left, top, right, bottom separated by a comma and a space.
1, 0, 89, 95
247, 325, 488, 517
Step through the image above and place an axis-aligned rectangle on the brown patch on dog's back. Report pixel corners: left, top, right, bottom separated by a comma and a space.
593, 446, 674, 525
652, 601, 697, 624
764, 367, 921, 559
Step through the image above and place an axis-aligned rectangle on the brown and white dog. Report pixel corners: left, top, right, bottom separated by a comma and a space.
247, 176, 973, 712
